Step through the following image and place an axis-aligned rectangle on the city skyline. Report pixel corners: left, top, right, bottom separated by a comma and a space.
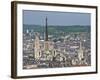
23, 16, 91, 69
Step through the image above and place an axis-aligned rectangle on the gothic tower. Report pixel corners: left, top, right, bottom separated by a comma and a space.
78, 41, 84, 61
34, 32, 40, 60
44, 17, 49, 50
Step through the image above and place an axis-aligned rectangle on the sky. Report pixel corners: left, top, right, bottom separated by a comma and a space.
23, 10, 91, 26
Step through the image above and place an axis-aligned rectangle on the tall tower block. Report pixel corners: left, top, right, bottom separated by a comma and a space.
34, 32, 40, 60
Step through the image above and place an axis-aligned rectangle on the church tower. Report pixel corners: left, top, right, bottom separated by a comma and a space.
78, 41, 84, 61
34, 32, 40, 60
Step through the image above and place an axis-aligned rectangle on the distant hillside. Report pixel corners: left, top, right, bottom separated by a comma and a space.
23, 24, 90, 34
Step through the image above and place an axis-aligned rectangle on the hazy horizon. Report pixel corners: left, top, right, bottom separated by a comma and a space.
23, 10, 91, 26
23, 24, 90, 26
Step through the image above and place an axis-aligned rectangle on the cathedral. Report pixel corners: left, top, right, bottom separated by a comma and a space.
33, 17, 86, 66
34, 17, 56, 61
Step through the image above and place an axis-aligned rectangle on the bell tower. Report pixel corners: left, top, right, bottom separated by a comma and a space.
78, 41, 84, 61
34, 32, 40, 60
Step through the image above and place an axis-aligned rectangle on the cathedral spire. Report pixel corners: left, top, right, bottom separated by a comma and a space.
45, 17, 48, 41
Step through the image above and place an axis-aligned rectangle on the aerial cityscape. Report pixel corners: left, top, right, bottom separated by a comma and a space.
23, 10, 91, 69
